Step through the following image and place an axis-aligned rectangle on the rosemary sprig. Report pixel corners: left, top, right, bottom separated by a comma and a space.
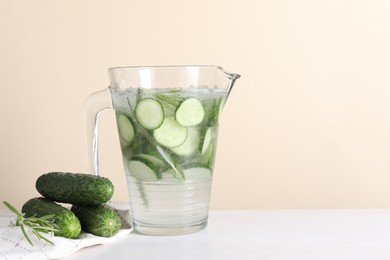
154, 92, 186, 110
3, 201, 58, 246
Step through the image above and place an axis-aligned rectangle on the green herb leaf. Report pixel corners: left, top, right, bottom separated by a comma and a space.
3, 201, 57, 246
20, 224, 34, 246
3, 201, 20, 216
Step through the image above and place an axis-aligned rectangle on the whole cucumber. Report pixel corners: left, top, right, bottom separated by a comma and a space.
71, 204, 121, 237
22, 197, 81, 239
36, 172, 114, 205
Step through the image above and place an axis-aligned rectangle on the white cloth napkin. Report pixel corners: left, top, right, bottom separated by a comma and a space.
0, 201, 133, 260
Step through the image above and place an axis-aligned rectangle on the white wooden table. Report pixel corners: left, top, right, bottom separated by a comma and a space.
62, 209, 390, 260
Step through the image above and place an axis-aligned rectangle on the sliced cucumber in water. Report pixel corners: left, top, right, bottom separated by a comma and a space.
181, 160, 210, 170
217, 96, 226, 119
133, 153, 166, 168
135, 98, 164, 130
206, 143, 217, 169
117, 114, 135, 144
175, 97, 205, 127
153, 116, 188, 148
171, 127, 200, 156
201, 127, 214, 154
128, 159, 162, 182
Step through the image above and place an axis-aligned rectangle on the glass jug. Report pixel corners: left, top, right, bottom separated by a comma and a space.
83, 65, 240, 235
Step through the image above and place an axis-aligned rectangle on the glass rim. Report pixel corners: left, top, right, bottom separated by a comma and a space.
108, 65, 241, 79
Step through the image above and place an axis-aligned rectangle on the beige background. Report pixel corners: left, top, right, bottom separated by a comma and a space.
1, 0, 390, 210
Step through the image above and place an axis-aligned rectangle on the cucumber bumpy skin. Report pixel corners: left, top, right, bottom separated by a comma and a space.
71, 204, 121, 237
36, 172, 114, 205
22, 197, 81, 239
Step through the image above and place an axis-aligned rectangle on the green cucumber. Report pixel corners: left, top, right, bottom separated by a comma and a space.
71, 204, 121, 237
128, 159, 162, 182
135, 98, 164, 130
175, 97, 205, 127
117, 113, 135, 144
22, 197, 81, 239
36, 172, 114, 205
153, 116, 188, 147
171, 127, 200, 156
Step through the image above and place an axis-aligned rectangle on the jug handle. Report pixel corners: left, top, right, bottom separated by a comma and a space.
82, 88, 113, 176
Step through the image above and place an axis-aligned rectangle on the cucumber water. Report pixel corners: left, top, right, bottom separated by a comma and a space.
111, 87, 225, 232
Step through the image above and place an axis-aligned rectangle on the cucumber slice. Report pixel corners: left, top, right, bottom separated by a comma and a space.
171, 127, 200, 156
117, 114, 135, 144
206, 143, 216, 169
182, 161, 210, 170
217, 96, 226, 119
175, 98, 205, 127
201, 127, 214, 154
153, 116, 188, 148
135, 98, 164, 130
133, 154, 165, 168
128, 159, 162, 182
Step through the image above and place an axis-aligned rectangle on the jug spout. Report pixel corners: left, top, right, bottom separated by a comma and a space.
217, 66, 241, 81
215, 66, 241, 101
